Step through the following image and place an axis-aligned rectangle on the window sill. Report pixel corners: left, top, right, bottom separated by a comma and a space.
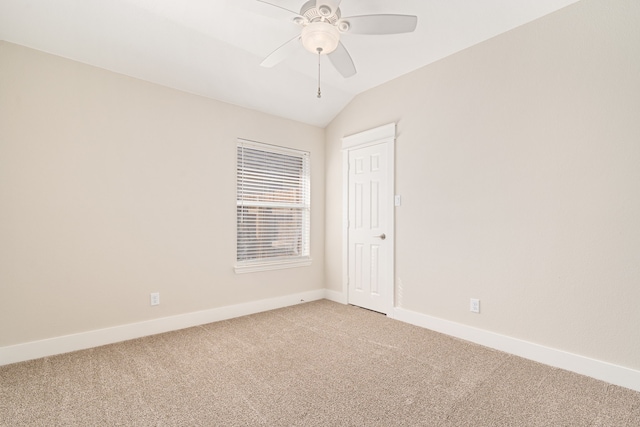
234, 257, 312, 274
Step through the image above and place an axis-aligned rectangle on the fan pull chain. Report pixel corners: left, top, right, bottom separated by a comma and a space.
316, 47, 322, 99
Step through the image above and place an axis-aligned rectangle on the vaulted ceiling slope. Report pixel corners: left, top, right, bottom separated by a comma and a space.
0, 0, 580, 127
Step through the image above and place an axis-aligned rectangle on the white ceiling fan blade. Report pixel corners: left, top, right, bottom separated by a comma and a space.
260, 35, 301, 68
342, 14, 418, 35
328, 41, 356, 78
316, 0, 342, 17
255, 0, 301, 21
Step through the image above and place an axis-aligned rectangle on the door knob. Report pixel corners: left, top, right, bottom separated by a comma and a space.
375, 233, 386, 240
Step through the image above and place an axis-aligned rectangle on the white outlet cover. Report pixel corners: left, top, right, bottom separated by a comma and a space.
150, 292, 160, 306
470, 298, 480, 313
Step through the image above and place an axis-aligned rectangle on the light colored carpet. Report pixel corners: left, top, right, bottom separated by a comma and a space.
1, 299, 639, 426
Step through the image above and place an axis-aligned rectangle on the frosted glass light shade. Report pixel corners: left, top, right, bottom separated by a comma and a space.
301, 22, 340, 54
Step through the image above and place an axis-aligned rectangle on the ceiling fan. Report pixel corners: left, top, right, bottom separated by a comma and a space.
256, 0, 418, 96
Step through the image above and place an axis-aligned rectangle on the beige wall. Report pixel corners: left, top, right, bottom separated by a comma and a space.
0, 41, 325, 346
326, 0, 640, 370
2, 0, 639, 374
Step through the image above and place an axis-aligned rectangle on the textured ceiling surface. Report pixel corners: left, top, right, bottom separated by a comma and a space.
0, 0, 580, 127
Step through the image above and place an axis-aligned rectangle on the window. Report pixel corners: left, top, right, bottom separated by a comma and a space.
235, 139, 311, 273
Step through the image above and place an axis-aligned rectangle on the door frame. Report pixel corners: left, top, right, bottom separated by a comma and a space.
342, 123, 396, 316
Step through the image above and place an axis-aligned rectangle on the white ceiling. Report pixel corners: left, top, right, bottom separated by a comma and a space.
0, 0, 580, 127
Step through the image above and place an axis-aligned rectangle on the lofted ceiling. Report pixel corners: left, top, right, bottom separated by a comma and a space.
0, 0, 580, 127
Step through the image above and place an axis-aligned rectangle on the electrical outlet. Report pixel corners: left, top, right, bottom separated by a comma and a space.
470, 298, 480, 313
150, 292, 160, 306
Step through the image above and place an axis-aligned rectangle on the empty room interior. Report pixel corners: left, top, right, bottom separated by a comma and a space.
1, 0, 639, 425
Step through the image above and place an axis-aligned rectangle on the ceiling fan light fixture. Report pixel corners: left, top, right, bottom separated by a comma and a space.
301, 21, 340, 54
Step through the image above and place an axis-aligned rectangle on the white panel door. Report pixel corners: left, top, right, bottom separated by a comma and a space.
347, 142, 392, 314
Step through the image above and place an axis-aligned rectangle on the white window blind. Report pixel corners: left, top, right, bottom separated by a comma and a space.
236, 139, 310, 272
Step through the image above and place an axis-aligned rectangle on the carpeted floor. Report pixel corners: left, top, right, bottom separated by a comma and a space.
1, 299, 639, 426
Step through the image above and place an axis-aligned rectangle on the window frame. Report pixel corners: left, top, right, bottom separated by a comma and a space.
235, 139, 311, 274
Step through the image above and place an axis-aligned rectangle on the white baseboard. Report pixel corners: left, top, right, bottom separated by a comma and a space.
4, 293, 638, 393
394, 307, 640, 392
0, 289, 326, 367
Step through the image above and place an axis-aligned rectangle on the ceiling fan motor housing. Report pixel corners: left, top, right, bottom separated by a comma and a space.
300, 0, 341, 24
